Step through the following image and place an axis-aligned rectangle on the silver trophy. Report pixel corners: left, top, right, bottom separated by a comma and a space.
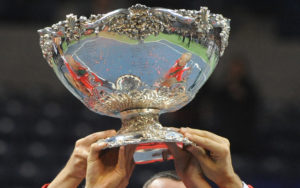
38, 4, 230, 164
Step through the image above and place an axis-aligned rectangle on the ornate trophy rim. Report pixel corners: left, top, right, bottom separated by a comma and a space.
38, 4, 230, 67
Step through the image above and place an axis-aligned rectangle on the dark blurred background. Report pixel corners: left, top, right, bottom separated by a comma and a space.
0, 0, 300, 187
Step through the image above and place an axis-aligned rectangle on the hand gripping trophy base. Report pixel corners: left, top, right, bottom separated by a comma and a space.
97, 109, 191, 164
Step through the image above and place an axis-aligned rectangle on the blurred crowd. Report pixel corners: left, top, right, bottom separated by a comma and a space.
0, 0, 300, 187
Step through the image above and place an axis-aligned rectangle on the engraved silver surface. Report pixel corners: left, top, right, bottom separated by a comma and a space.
38, 4, 230, 163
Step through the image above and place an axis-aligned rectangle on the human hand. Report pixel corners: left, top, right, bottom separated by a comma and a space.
48, 130, 116, 188
85, 144, 136, 188
166, 143, 212, 188
180, 128, 243, 188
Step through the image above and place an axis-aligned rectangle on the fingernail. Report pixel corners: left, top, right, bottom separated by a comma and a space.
170, 127, 179, 131
98, 142, 107, 147
185, 133, 191, 138
181, 127, 187, 131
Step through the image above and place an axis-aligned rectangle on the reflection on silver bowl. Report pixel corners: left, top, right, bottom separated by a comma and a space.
38, 4, 230, 164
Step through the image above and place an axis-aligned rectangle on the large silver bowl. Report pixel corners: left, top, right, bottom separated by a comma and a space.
38, 4, 230, 164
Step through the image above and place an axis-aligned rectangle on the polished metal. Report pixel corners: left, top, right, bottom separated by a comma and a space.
38, 4, 230, 164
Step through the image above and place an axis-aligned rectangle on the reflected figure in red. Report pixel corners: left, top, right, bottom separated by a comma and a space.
64, 55, 94, 95
161, 52, 192, 87
63, 55, 110, 96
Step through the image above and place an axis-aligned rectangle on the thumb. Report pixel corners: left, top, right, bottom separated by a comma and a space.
166, 143, 187, 160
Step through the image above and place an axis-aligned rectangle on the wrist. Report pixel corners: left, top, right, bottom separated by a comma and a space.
48, 167, 83, 188
217, 173, 243, 188
183, 180, 206, 188
64, 156, 87, 179
86, 179, 129, 188
181, 174, 210, 188
63, 165, 85, 180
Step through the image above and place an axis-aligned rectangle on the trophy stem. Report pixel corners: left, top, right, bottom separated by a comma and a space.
119, 109, 162, 134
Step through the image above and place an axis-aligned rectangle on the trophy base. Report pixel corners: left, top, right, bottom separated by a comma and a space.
97, 109, 191, 164
97, 128, 191, 164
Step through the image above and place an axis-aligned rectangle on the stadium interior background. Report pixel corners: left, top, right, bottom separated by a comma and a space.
0, 0, 300, 187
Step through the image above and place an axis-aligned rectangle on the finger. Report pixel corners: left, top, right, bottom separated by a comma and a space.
185, 133, 225, 156
166, 143, 185, 159
117, 145, 136, 171
185, 145, 206, 159
125, 145, 137, 175
117, 146, 126, 170
75, 148, 89, 160
88, 142, 107, 163
81, 130, 117, 146
125, 144, 137, 161
162, 150, 170, 161
180, 128, 225, 144
167, 127, 180, 132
